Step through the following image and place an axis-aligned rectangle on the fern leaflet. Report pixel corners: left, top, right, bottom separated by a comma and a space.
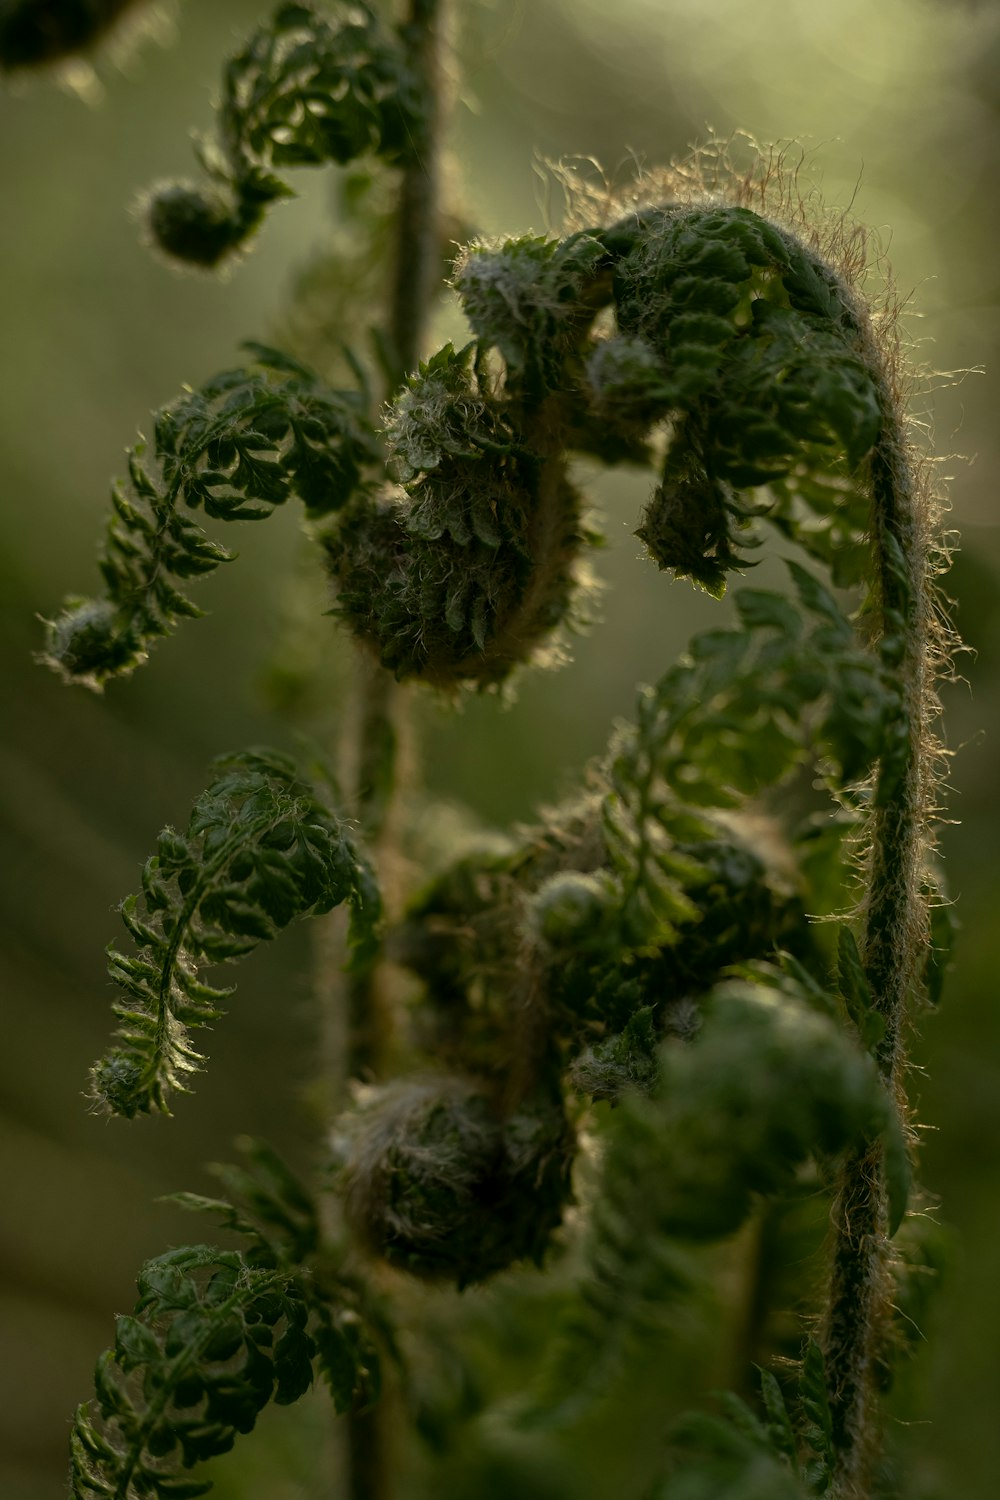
90, 750, 381, 1118
70, 1143, 386, 1497
70, 1245, 312, 1500
602, 560, 902, 955
42, 344, 380, 687
146, 1, 427, 267
526, 975, 908, 1427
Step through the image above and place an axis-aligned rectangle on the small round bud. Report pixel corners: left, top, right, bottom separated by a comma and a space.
636, 462, 740, 599
42, 598, 140, 687
336, 1079, 573, 1285
145, 183, 244, 269
91, 1048, 145, 1118
529, 870, 619, 952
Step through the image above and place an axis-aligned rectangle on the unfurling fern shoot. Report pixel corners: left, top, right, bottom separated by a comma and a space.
31, 2, 958, 1497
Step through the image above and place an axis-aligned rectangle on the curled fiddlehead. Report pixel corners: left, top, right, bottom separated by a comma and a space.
334, 1077, 575, 1286
71, 1246, 314, 1499
325, 339, 592, 686
321, 203, 886, 685
42, 344, 381, 689
50, 100, 900, 700
90, 749, 381, 1118
145, 1, 428, 268
353, 171, 947, 1487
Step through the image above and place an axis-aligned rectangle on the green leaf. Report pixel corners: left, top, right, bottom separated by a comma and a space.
43, 348, 381, 687
89, 750, 381, 1118
799, 1339, 835, 1492
757, 1368, 799, 1470
146, 2, 428, 267
70, 1247, 310, 1500
836, 927, 886, 1051
655, 1404, 807, 1499
527, 975, 905, 1427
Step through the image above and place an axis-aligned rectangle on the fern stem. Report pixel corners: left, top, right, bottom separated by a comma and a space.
339, 0, 446, 1076
386, 0, 446, 388
335, 4, 447, 1497
821, 368, 931, 1497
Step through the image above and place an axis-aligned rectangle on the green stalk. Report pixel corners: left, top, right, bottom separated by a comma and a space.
335, 3, 448, 1495
821, 362, 932, 1498
341, 0, 445, 1075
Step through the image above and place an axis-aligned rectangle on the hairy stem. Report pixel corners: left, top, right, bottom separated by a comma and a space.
821, 372, 930, 1498
387, 0, 445, 387
334, 3, 447, 1497
339, 0, 445, 1085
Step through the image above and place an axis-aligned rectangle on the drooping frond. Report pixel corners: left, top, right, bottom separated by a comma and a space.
70, 1246, 313, 1500
525, 974, 909, 1426
90, 749, 381, 1118
72, 1141, 386, 1498
42, 345, 381, 688
602, 559, 903, 954
145, 1, 428, 268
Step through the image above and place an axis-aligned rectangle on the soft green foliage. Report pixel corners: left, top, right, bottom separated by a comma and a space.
90, 749, 380, 1118
523, 975, 908, 1427
71, 1141, 383, 1498
655, 1344, 837, 1500
34, 3, 952, 1496
43, 345, 381, 688
146, 1, 427, 267
71, 1246, 313, 1498
600, 561, 901, 964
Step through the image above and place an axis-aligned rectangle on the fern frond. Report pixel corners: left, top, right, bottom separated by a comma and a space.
69, 1245, 313, 1500
169, 1137, 387, 1413
528, 975, 907, 1426
145, 1, 427, 267
90, 749, 381, 1118
602, 560, 900, 956
651, 1350, 841, 1498
42, 345, 381, 688
799, 1338, 837, 1493
657, 1404, 808, 1500
70, 1138, 390, 1497
170, 1136, 321, 1271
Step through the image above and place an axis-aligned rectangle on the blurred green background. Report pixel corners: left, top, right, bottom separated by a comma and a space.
2, 0, 999, 1494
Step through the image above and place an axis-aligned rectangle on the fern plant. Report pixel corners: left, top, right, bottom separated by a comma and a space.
23, 2, 958, 1498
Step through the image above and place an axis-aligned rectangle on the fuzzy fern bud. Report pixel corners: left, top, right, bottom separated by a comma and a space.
529, 870, 620, 952
41, 597, 142, 688
326, 342, 587, 686
636, 443, 750, 598
336, 1079, 574, 1286
144, 183, 247, 271
453, 231, 609, 390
